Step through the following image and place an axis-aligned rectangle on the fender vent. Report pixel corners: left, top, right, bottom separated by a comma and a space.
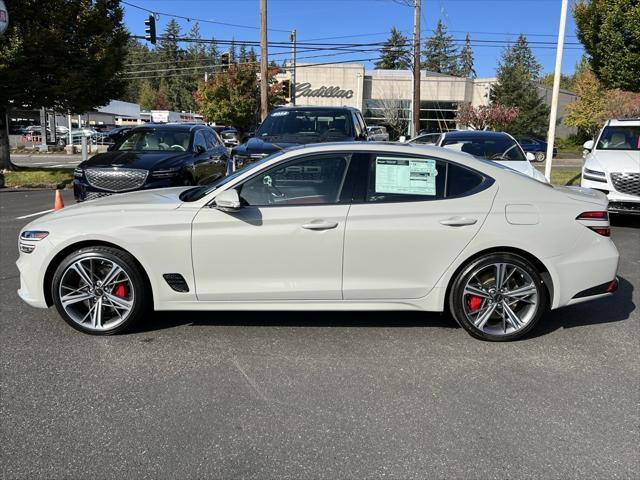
163, 273, 189, 292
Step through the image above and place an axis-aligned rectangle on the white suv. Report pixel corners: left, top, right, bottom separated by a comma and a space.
581, 118, 640, 215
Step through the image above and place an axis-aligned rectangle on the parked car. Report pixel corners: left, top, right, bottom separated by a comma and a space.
408, 133, 442, 145
18, 142, 618, 341
73, 124, 229, 202
581, 118, 640, 215
437, 130, 548, 182
105, 126, 133, 143
231, 105, 368, 170
515, 135, 557, 162
366, 125, 389, 141
220, 128, 239, 148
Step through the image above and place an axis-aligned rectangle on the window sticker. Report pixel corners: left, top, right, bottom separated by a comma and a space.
270, 111, 289, 117
375, 156, 438, 196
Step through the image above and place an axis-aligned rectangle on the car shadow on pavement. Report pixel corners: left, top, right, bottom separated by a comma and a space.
531, 275, 635, 337
135, 309, 458, 334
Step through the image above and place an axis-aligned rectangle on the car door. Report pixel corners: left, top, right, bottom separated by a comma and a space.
191, 152, 356, 301
343, 152, 497, 300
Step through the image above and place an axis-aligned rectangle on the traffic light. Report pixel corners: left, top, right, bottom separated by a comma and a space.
144, 14, 156, 45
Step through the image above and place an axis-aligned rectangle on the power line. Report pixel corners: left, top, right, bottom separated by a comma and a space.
121, 0, 290, 32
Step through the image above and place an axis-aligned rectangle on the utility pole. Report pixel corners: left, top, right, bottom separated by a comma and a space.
290, 29, 297, 105
544, 0, 569, 182
412, 0, 421, 137
260, 0, 269, 121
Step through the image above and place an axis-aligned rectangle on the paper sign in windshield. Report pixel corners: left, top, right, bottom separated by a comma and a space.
375, 156, 438, 196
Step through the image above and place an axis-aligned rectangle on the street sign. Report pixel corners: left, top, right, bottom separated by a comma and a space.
0, 0, 8, 36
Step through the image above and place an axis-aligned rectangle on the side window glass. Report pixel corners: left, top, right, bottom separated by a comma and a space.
205, 131, 217, 149
447, 163, 484, 197
366, 154, 445, 203
193, 131, 207, 151
352, 113, 362, 138
238, 154, 351, 206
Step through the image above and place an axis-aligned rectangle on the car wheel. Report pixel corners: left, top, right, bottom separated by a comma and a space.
534, 151, 546, 162
449, 253, 547, 341
57, 138, 67, 147
52, 246, 150, 335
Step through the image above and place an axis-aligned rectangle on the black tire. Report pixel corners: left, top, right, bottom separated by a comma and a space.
51, 246, 150, 335
534, 151, 546, 162
448, 253, 547, 342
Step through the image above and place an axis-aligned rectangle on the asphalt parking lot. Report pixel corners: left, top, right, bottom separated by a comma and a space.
1, 190, 638, 479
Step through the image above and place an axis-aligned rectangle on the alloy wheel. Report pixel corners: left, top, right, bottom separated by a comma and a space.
58, 257, 134, 331
461, 262, 539, 336
534, 152, 546, 162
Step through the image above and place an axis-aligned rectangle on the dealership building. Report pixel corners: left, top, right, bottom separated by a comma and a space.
285, 63, 577, 138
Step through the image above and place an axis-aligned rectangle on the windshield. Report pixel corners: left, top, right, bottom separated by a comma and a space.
441, 136, 526, 161
115, 129, 191, 152
596, 126, 640, 151
256, 109, 354, 143
179, 151, 287, 202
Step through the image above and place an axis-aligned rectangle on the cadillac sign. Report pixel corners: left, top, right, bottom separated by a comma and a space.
294, 82, 354, 99
0, 0, 8, 36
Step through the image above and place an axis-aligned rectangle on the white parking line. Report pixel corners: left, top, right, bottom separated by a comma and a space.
16, 209, 54, 220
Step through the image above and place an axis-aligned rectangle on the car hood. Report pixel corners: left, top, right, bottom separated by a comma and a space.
79, 150, 191, 171
587, 150, 640, 173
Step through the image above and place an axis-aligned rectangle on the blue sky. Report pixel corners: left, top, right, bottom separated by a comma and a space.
122, 0, 584, 78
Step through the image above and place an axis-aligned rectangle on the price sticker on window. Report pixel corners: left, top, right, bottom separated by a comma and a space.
375, 156, 438, 196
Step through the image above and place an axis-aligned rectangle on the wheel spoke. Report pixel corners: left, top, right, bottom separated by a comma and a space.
464, 284, 491, 298
101, 263, 123, 287
104, 293, 132, 312
473, 302, 497, 329
505, 284, 537, 300
71, 262, 93, 287
495, 263, 507, 289
91, 297, 103, 328
61, 291, 93, 308
502, 302, 523, 330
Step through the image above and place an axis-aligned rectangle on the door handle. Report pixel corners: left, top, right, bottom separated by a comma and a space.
301, 221, 338, 230
439, 217, 478, 226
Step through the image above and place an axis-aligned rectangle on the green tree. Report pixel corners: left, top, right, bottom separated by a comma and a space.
0, 0, 128, 169
121, 39, 152, 104
458, 34, 476, 79
207, 37, 220, 65
138, 81, 157, 110
374, 27, 410, 70
574, 0, 640, 92
422, 20, 459, 75
491, 35, 549, 136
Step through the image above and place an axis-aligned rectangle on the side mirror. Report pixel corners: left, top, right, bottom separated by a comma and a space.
214, 189, 241, 212
583, 140, 594, 151
194, 144, 206, 154
525, 152, 536, 162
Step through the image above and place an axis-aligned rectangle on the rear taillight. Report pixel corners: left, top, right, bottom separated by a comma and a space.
587, 226, 611, 237
576, 211, 608, 221
576, 211, 610, 237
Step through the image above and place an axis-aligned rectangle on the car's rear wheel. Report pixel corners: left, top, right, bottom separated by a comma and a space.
52, 246, 149, 335
449, 253, 547, 341
534, 151, 546, 162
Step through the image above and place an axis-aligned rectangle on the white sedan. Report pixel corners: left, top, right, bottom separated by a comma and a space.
17, 143, 619, 341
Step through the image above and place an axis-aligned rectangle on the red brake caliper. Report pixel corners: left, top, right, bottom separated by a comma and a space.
467, 295, 483, 312
113, 283, 128, 298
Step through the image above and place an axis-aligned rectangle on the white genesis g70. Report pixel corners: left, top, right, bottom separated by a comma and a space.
17, 143, 619, 341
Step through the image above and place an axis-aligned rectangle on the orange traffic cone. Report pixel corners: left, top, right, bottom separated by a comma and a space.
54, 190, 64, 211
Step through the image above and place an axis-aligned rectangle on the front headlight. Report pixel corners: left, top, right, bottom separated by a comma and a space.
73, 168, 84, 178
19, 231, 49, 254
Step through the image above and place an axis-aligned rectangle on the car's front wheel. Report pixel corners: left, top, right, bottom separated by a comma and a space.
449, 253, 547, 341
52, 246, 149, 335
534, 151, 546, 162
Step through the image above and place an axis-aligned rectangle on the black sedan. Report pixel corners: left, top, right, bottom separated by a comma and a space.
73, 124, 229, 201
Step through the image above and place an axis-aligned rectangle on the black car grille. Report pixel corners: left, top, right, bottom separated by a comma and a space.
84, 191, 114, 201
85, 168, 148, 192
610, 172, 640, 197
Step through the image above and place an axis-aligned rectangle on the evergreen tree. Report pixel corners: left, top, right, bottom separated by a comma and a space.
229, 38, 237, 64
374, 27, 410, 70
458, 34, 476, 79
247, 48, 258, 65
422, 20, 459, 75
239, 44, 248, 64
121, 39, 152, 104
490, 34, 549, 136
207, 37, 220, 65
138, 81, 157, 110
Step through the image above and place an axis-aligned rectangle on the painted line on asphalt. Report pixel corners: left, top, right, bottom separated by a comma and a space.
16, 209, 54, 220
